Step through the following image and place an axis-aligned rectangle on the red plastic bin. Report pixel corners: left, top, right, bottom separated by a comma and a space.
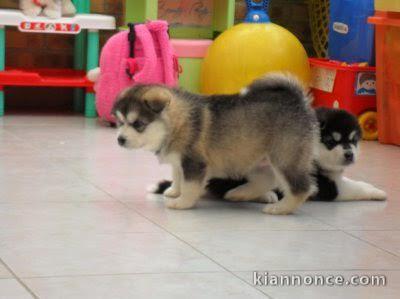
369, 12, 400, 145
309, 58, 378, 140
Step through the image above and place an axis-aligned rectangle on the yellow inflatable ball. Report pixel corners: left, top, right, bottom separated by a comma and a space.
201, 23, 311, 94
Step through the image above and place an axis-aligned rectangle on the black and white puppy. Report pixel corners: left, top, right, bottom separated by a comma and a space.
309, 107, 386, 201
154, 108, 386, 202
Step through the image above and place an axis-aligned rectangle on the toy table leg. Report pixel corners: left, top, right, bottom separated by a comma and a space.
0, 26, 5, 116
73, 31, 86, 113
72, 0, 90, 113
0, 88, 4, 117
85, 29, 99, 118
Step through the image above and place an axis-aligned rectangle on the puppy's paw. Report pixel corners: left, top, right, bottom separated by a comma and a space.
163, 186, 180, 198
23, 6, 42, 17
224, 190, 246, 202
263, 201, 296, 215
355, 181, 387, 201
259, 191, 280, 204
165, 197, 196, 210
366, 187, 387, 201
224, 186, 254, 202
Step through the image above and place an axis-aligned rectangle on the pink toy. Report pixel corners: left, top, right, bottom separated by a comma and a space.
93, 20, 178, 122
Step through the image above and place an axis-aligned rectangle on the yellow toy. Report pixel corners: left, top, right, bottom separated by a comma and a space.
201, 0, 311, 94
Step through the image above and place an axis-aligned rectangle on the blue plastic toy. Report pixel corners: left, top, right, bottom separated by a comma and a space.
328, 0, 375, 65
244, 0, 270, 23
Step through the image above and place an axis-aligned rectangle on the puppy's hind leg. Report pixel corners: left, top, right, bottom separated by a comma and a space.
263, 143, 316, 215
263, 167, 315, 215
165, 155, 207, 210
336, 177, 386, 201
224, 167, 278, 203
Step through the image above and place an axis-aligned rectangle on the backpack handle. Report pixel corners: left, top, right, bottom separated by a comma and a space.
146, 20, 178, 86
127, 23, 136, 58
126, 24, 157, 83
125, 23, 136, 78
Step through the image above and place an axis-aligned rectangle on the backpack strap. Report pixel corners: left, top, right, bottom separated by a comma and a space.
146, 20, 178, 86
127, 23, 136, 58
125, 23, 136, 78
127, 23, 157, 83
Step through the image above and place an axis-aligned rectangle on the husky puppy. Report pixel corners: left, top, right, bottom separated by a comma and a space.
112, 74, 318, 215
154, 107, 386, 202
309, 107, 386, 201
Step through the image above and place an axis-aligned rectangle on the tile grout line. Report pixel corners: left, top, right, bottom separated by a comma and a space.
39, 152, 272, 299
123, 203, 274, 299
344, 230, 400, 259
298, 208, 341, 230
2, 128, 43, 154
81, 179, 274, 299
0, 258, 40, 299
18, 271, 234, 280
301, 210, 400, 260
61, 171, 400, 297
14, 268, 400, 280
0, 129, 258, 297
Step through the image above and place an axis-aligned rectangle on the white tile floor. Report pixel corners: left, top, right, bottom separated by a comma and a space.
0, 114, 399, 299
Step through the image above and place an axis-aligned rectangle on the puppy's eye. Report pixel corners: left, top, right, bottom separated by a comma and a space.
351, 134, 360, 144
323, 135, 336, 148
130, 120, 146, 132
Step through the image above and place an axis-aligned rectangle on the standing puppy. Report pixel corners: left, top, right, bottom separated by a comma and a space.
112, 74, 318, 215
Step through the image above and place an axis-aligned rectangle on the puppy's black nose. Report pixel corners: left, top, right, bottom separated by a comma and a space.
344, 152, 354, 162
118, 136, 126, 146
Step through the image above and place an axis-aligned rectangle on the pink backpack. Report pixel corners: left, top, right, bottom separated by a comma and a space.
95, 20, 178, 122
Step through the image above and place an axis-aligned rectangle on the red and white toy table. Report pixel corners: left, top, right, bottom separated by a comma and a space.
0, 9, 115, 117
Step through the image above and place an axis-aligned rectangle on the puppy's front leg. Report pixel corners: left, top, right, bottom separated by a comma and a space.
336, 177, 387, 201
163, 165, 182, 198
165, 156, 206, 210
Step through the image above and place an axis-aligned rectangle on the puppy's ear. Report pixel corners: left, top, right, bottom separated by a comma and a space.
142, 86, 172, 113
315, 107, 327, 130
111, 104, 118, 116
112, 87, 133, 116
144, 99, 167, 114
111, 102, 120, 116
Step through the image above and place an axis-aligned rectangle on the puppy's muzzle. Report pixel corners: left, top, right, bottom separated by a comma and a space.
118, 136, 126, 146
343, 151, 354, 164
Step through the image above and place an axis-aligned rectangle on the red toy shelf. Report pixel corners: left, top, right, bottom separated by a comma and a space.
0, 68, 94, 91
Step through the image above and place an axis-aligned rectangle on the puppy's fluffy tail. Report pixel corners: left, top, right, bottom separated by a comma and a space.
247, 73, 313, 105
